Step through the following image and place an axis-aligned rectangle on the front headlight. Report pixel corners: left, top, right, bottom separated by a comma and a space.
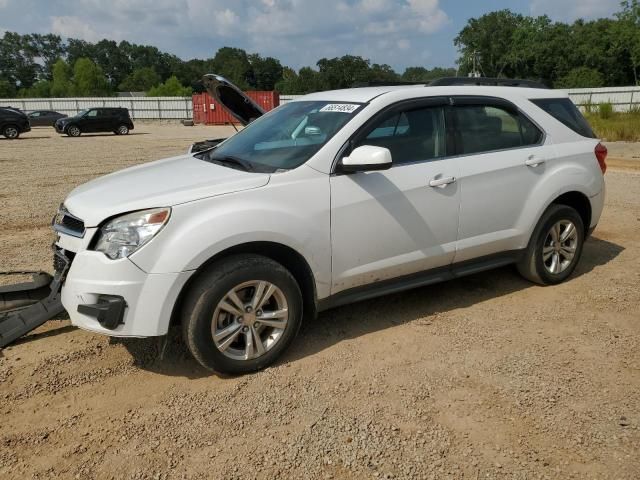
94, 208, 170, 260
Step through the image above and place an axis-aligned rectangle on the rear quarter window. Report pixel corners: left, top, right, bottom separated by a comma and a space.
530, 98, 595, 138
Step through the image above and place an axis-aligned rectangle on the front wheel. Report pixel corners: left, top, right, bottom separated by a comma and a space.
181, 254, 303, 375
2, 125, 19, 139
66, 125, 81, 137
517, 204, 585, 285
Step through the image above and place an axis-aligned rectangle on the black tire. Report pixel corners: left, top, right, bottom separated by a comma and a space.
116, 124, 129, 135
66, 125, 81, 137
517, 204, 585, 285
181, 254, 303, 375
2, 124, 20, 139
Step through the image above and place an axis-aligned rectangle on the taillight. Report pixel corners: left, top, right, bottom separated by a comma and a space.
595, 142, 607, 174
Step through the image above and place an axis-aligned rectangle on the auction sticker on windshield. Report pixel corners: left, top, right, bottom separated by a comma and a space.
320, 103, 360, 113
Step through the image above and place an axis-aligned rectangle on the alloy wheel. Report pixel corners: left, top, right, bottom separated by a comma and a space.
211, 280, 289, 361
542, 220, 578, 274
4, 127, 18, 139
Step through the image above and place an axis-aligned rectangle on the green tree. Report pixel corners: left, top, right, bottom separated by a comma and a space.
616, 0, 640, 84
369, 63, 399, 83
555, 67, 605, 88
0, 32, 39, 90
0, 79, 17, 97
28, 33, 65, 80
20, 80, 51, 97
211, 47, 253, 89
72, 57, 111, 96
401, 66, 456, 82
50, 58, 73, 97
454, 10, 526, 77
119, 67, 161, 92
147, 75, 191, 96
249, 54, 283, 90
316, 55, 371, 89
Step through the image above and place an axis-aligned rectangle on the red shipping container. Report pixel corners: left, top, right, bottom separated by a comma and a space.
192, 91, 280, 125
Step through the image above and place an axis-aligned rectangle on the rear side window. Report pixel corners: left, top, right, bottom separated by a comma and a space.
530, 98, 595, 138
453, 105, 543, 155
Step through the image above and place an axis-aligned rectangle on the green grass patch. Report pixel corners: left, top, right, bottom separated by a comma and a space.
585, 109, 640, 142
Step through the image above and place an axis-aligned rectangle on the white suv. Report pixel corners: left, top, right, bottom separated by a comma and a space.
52, 76, 607, 374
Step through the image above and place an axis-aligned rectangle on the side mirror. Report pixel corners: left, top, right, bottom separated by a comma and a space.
304, 125, 322, 136
341, 145, 392, 173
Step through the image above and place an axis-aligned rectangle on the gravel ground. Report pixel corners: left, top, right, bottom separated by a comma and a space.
0, 125, 639, 479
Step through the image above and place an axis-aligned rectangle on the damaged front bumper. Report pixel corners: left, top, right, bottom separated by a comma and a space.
0, 249, 69, 348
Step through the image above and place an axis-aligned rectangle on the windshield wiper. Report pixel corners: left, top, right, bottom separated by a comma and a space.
209, 155, 254, 172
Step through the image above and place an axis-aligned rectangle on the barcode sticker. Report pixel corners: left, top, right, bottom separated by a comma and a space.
319, 103, 360, 113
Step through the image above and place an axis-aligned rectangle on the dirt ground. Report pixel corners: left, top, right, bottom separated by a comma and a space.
0, 125, 638, 479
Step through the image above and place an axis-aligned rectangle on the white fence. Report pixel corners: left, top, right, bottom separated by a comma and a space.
0, 97, 193, 119
2, 86, 639, 118
561, 86, 640, 112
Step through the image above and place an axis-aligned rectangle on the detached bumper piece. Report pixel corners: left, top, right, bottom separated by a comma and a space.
0, 272, 65, 348
77, 296, 126, 330
0, 249, 71, 348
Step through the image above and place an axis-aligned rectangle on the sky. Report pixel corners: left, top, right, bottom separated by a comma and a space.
0, 0, 623, 71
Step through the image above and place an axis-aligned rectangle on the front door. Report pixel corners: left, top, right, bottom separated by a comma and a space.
81, 109, 101, 132
330, 100, 461, 294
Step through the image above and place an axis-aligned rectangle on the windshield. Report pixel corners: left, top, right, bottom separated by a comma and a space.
76, 109, 89, 117
195, 101, 363, 173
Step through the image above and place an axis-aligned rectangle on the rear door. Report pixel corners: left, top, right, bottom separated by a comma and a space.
330, 98, 461, 293
450, 96, 550, 262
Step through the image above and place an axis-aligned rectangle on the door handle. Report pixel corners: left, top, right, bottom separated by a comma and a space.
429, 176, 456, 187
525, 155, 546, 167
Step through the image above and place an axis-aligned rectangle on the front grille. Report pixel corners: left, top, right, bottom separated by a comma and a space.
53, 206, 85, 238
53, 248, 75, 274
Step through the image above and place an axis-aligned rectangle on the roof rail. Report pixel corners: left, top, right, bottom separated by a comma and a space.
352, 81, 426, 88
428, 77, 548, 89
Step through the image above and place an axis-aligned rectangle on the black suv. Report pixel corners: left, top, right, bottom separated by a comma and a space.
0, 106, 31, 139
55, 107, 134, 137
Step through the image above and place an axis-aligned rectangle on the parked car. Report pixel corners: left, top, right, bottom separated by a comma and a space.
54, 107, 134, 137
0, 106, 31, 139
27, 110, 67, 127
50, 75, 606, 374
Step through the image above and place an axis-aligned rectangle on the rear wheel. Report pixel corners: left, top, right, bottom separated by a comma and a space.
2, 125, 19, 139
517, 204, 584, 285
181, 254, 303, 375
67, 125, 81, 137
116, 124, 129, 135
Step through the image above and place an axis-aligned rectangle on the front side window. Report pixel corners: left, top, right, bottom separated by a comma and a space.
356, 106, 446, 165
87, 109, 98, 117
196, 101, 363, 173
453, 105, 543, 154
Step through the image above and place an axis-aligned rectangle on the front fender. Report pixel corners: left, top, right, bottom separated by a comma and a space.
129, 167, 332, 298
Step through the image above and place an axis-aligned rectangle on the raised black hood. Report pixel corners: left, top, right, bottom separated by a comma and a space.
202, 74, 265, 126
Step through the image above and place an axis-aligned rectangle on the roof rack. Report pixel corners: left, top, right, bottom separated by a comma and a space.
428, 77, 548, 89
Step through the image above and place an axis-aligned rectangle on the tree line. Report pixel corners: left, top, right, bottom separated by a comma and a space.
456, 1, 640, 87
0, 0, 638, 98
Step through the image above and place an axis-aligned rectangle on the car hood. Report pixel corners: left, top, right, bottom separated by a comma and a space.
64, 154, 270, 226
202, 73, 265, 126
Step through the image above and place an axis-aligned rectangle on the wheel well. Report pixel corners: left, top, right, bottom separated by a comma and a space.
552, 191, 591, 232
170, 242, 318, 327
